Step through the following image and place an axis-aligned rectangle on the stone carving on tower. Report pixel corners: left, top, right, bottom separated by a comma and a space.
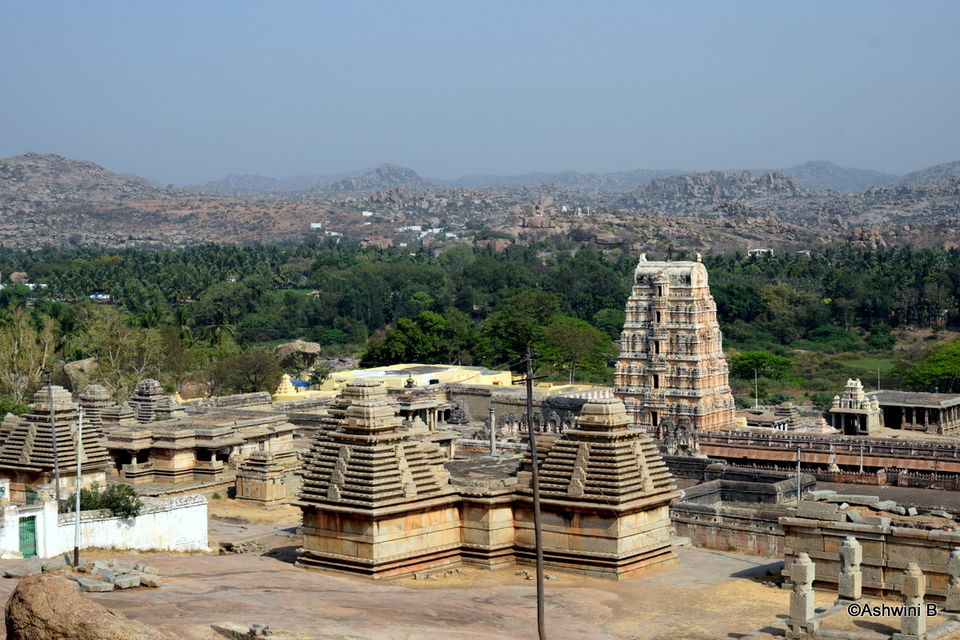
614, 255, 735, 433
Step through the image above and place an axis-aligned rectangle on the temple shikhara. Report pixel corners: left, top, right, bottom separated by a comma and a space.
614, 255, 736, 433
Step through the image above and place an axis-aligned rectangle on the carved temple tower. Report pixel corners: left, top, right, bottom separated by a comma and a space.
614, 255, 735, 433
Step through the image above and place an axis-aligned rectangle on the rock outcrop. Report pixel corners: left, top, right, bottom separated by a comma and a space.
5, 574, 166, 640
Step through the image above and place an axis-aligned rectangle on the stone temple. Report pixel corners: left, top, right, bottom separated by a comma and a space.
614, 255, 735, 433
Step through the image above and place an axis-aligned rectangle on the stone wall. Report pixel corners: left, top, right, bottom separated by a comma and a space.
782, 515, 960, 600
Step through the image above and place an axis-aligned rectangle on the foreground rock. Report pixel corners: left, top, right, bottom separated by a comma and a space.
5, 574, 167, 640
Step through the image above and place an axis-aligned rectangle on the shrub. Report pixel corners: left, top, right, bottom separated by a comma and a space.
808, 392, 835, 413
59, 483, 143, 519
211, 492, 222, 500
767, 392, 792, 406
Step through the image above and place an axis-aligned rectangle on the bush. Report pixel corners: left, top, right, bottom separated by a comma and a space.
808, 392, 835, 412
767, 392, 792, 406
211, 492, 222, 500
59, 483, 143, 519
734, 395, 754, 409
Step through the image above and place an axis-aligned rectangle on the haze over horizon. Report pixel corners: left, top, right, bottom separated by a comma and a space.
1, 1, 958, 186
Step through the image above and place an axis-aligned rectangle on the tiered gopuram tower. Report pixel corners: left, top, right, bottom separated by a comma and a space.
614, 255, 735, 433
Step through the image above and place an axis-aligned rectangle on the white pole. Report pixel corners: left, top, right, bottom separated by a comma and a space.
74, 407, 83, 567
754, 369, 759, 408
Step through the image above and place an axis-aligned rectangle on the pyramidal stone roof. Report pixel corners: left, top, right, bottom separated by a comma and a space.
0, 385, 111, 474
299, 380, 451, 509
524, 397, 678, 504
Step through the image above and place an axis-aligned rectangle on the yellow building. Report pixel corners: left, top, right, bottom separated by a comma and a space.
321, 364, 513, 391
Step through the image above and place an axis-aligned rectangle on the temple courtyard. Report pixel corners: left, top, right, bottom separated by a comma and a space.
0, 545, 829, 640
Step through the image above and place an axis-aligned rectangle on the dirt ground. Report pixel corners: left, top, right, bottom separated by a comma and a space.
0, 545, 799, 640
206, 497, 301, 526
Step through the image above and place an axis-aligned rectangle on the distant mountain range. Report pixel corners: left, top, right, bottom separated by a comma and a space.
2, 151, 959, 251
182, 159, 939, 199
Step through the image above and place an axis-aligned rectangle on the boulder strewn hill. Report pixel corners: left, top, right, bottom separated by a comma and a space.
898, 161, 960, 186
0, 152, 179, 211
779, 160, 900, 193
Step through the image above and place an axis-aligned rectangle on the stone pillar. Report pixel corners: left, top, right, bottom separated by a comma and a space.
894, 563, 927, 640
837, 536, 863, 603
786, 552, 820, 639
947, 548, 960, 613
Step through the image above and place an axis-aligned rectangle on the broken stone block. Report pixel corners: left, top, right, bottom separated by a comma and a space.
137, 573, 162, 588
4, 557, 42, 578
874, 500, 898, 511
41, 554, 69, 572
827, 494, 879, 506
807, 490, 837, 500
797, 500, 845, 521
92, 568, 115, 582
931, 509, 954, 519
847, 509, 866, 524
907, 507, 918, 517
112, 574, 141, 589
72, 576, 114, 592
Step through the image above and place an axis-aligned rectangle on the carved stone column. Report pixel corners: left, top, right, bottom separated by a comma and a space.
837, 536, 863, 603
893, 563, 927, 640
946, 549, 960, 613
786, 552, 820, 639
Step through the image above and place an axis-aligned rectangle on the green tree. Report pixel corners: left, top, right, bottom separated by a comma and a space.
75, 305, 165, 399
592, 308, 626, 341
480, 290, 561, 369
898, 338, 960, 393
209, 350, 283, 395
0, 307, 55, 405
537, 316, 616, 382
728, 350, 793, 380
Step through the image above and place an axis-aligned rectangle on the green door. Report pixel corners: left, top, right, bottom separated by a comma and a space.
18, 516, 36, 558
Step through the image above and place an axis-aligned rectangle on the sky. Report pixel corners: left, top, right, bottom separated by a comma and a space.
0, 1, 958, 185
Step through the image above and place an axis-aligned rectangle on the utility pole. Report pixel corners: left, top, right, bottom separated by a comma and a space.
877, 364, 881, 392
48, 370, 61, 502
74, 407, 83, 567
796, 446, 802, 503
523, 350, 547, 640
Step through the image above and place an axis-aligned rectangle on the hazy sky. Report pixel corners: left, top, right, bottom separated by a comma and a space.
1, 1, 958, 185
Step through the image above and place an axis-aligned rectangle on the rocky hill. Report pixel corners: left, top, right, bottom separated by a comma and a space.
322, 164, 433, 194
438, 168, 688, 190
184, 173, 284, 198
0, 152, 179, 211
898, 161, 960, 186
779, 160, 900, 192
613, 170, 801, 213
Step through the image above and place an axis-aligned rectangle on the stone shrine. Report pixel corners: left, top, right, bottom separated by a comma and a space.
235, 450, 287, 506
516, 396, 680, 577
0, 386, 111, 502
829, 378, 882, 435
296, 380, 459, 578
